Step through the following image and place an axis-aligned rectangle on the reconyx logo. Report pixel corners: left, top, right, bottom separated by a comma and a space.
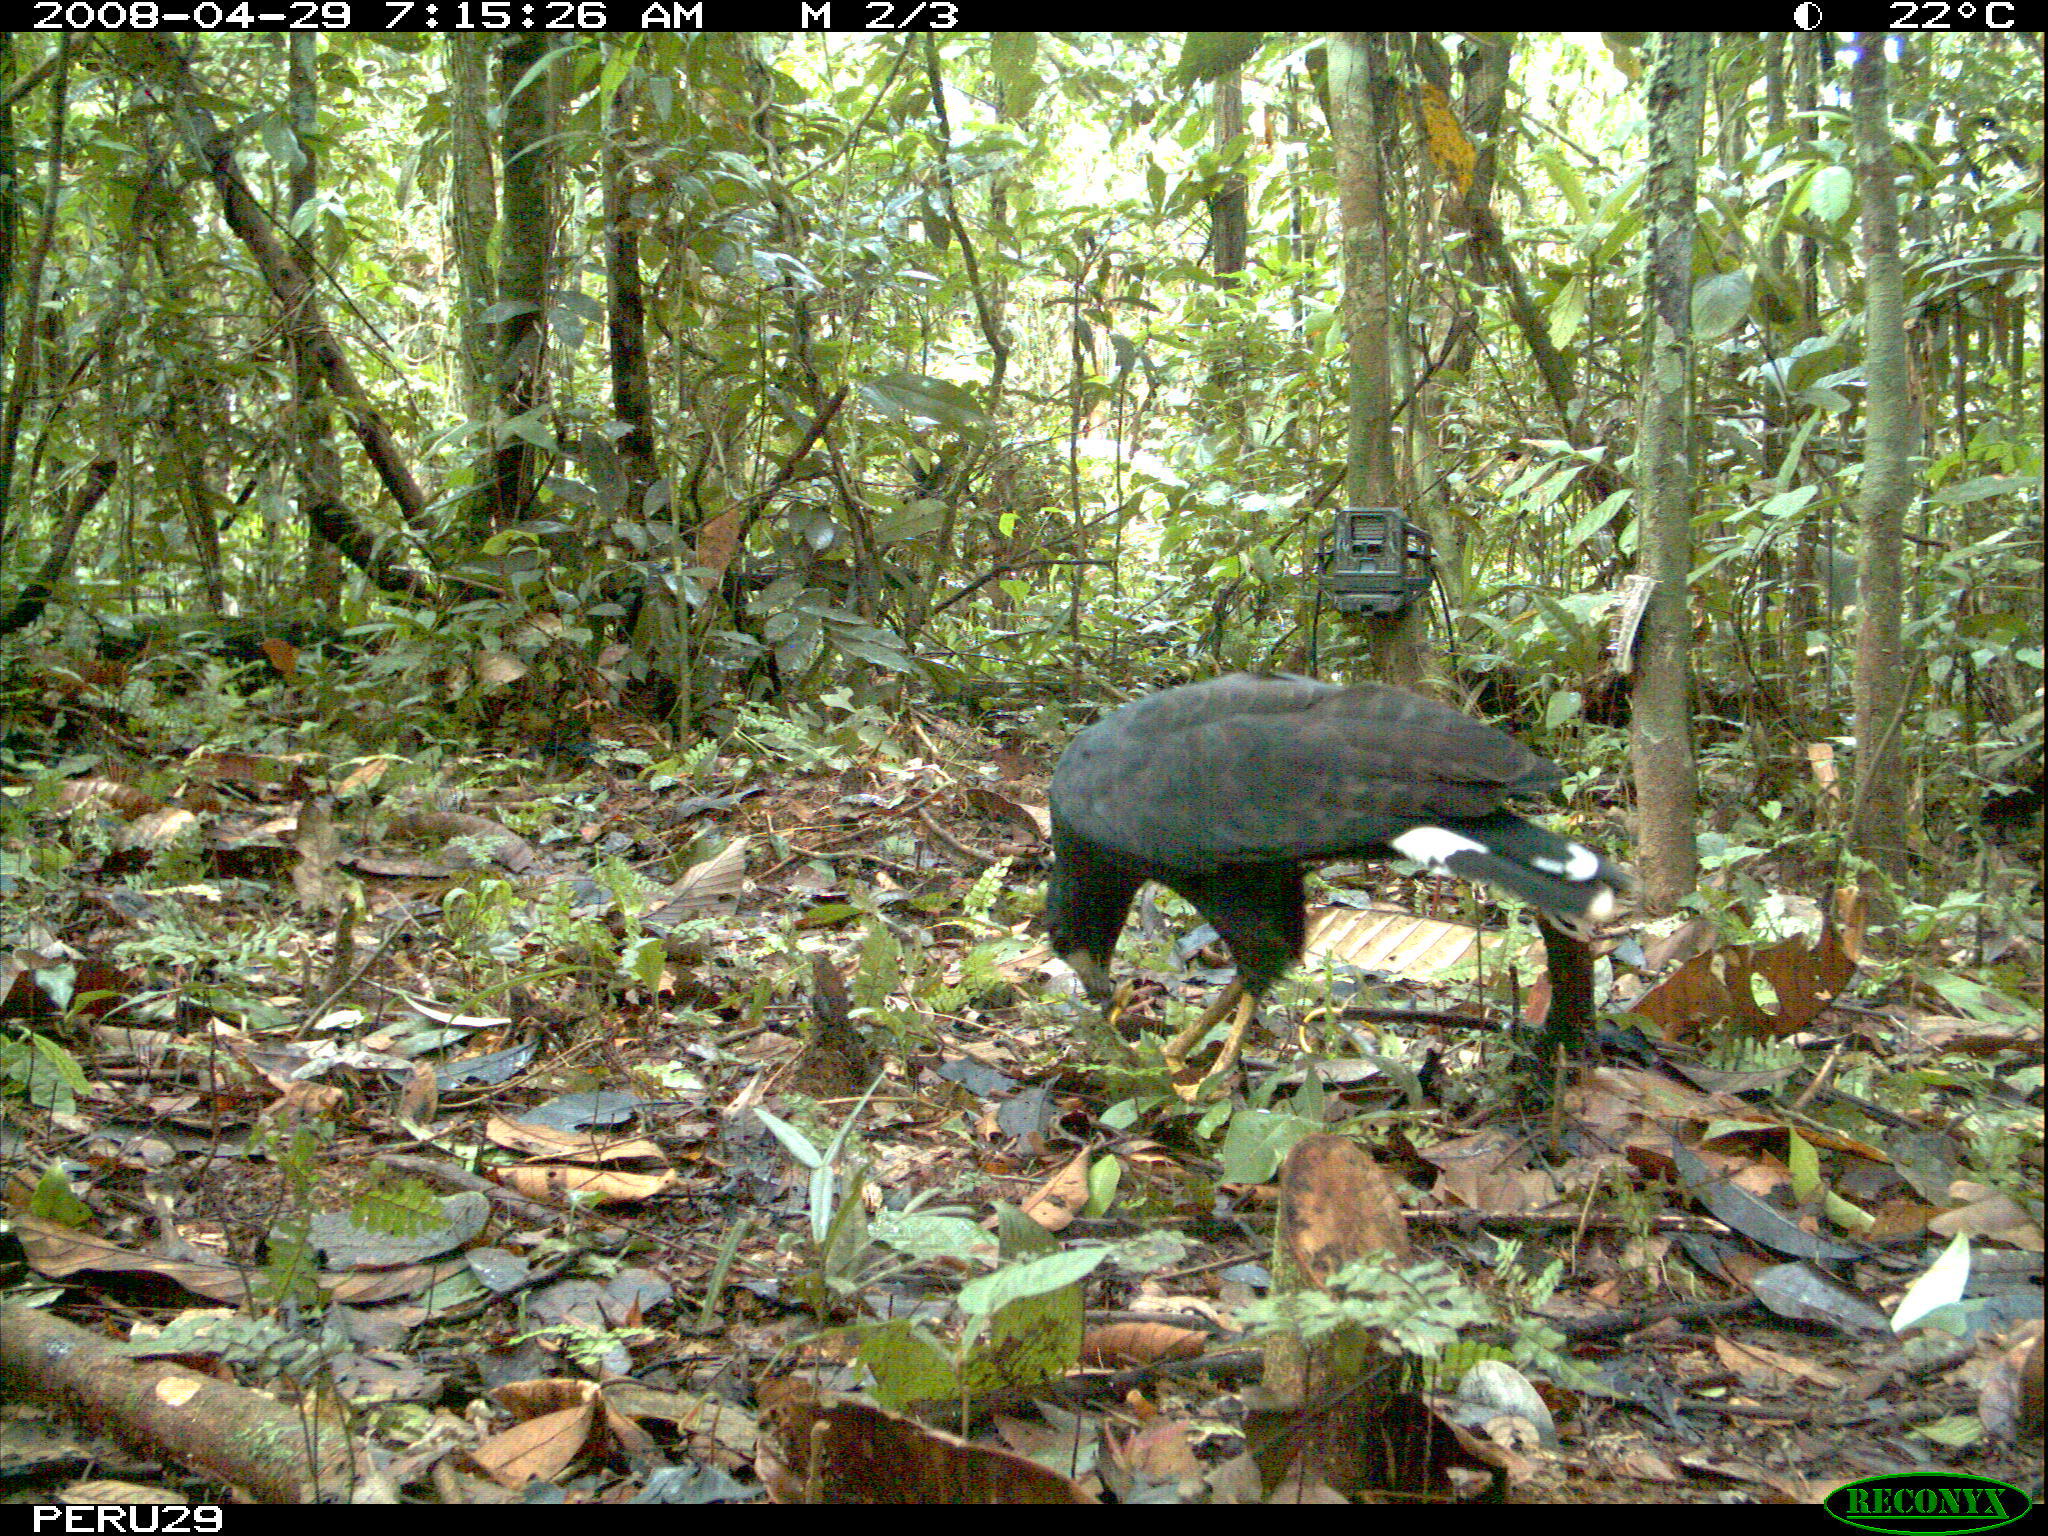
1824, 1473, 2033, 1534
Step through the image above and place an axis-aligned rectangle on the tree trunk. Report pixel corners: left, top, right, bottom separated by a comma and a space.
1627, 32, 1708, 915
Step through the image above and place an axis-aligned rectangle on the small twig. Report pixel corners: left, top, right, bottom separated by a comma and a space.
751, 790, 948, 882
297, 906, 419, 1032
915, 804, 995, 870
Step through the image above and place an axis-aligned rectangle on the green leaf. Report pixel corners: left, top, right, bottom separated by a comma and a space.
501, 410, 558, 451
1085, 1156, 1122, 1217
1807, 164, 1854, 225
872, 1210, 997, 1265
855, 1319, 960, 1410
1921, 971, 2037, 1024
995, 1201, 1057, 1260
1757, 485, 1819, 520
1535, 146, 1590, 222
621, 934, 665, 993
30, 1165, 92, 1227
598, 43, 636, 96
857, 373, 991, 433
1565, 489, 1630, 546
824, 620, 915, 673
1217, 1106, 1320, 1184
987, 33, 1041, 118
796, 902, 861, 929
1173, 33, 1262, 87
1691, 271, 1752, 340
1547, 275, 1586, 350
963, 1282, 1083, 1394
1530, 592, 1588, 648
1543, 690, 1582, 730
873, 498, 950, 546
753, 1106, 822, 1169
1823, 1188, 1873, 1233
1787, 1129, 1820, 1204
1932, 474, 2025, 506
956, 1247, 1107, 1316
29, 964, 75, 1011
21, 1035, 88, 1112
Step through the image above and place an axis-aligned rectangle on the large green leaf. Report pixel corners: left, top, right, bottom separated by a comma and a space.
988, 33, 1042, 119
873, 498, 950, 546
1692, 271, 1753, 340
1806, 164, 1855, 225
956, 1246, 1107, 1315
855, 1320, 959, 1410
857, 373, 990, 433
1173, 34, 1262, 87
